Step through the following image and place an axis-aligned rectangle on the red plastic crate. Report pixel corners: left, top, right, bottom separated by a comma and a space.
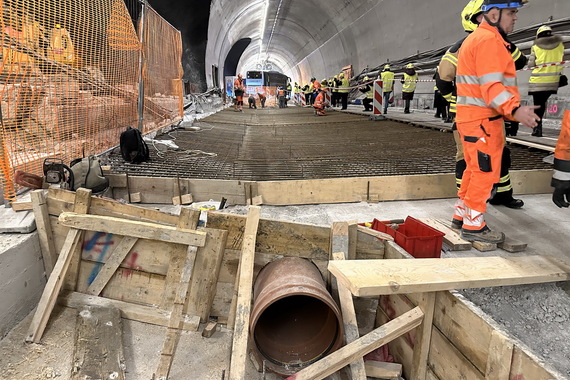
370, 216, 444, 258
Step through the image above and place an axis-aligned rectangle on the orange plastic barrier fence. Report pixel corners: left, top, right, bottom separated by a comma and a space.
0, 0, 183, 204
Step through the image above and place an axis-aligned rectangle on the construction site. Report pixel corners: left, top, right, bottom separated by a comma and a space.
1, 0, 570, 379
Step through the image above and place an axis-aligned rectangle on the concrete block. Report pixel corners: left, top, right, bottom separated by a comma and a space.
0, 207, 36, 233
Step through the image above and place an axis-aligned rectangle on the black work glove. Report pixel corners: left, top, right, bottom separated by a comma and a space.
551, 178, 570, 208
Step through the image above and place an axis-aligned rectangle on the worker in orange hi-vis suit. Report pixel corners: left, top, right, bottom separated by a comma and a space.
233, 74, 245, 111
453, 0, 540, 244
313, 81, 326, 116
552, 107, 570, 208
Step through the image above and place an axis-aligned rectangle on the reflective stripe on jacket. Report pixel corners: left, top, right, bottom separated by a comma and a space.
381, 71, 395, 92
528, 42, 564, 93
456, 23, 520, 123
402, 73, 418, 93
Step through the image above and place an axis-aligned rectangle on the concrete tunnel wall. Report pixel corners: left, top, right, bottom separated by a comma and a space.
206, 0, 570, 97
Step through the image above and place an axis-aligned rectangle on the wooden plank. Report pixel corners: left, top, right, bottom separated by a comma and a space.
332, 252, 366, 380
207, 212, 330, 260
154, 246, 199, 379
497, 237, 527, 253
485, 331, 513, 380
172, 193, 193, 205
60, 291, 200, 331
186, 227, 228, 322
64, 189, 93, 291
364, 361, 402, 378
26, 228, 84, 343
410, 292, 436, 380
355, 229, 386, 259
58, 212, 207, 247
26, 189, 92, 343
31, 190, 57, 275
228, 206, 261, 380
348, 221, 358, 260
11, 200, 33, 211
357, 225, 394, 242
161, 208, 201, 309
71, 306, 125, 380
472, 241, 497, 252
419, 218, 471, 251
328, 256, 570, 297
284, 307, 424, 380
85, 236, 139, 296
428, 326, 485, 380
330, 222, 349, 298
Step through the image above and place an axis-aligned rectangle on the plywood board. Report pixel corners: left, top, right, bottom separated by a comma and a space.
328, 256, 570, 296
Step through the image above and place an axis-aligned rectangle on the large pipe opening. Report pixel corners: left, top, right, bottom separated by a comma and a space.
250, 257, 344, 375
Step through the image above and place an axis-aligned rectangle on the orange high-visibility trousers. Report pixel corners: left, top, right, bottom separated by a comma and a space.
457, 117, 504, 214
554, 109, 570, 163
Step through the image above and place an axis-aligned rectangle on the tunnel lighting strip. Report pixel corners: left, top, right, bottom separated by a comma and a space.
259, 0, 269, 57
265, 0, 284, 56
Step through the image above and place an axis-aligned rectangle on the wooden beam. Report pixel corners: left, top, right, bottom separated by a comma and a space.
332, 252, 366, 380
284, 307, 424, 380
58, 212, 207, 247
161, 208, 201, 309
26, 189, 93, 343
85, 236, 139, 295
364, 361, 402, 378
418, 218, 471, 251
228, 206, 261, 380
31, 190, 57, 275
71, 306, 125, 380
154, 246, 199, 379
485, 331, 513, 380
60, 291, 200, 331
64, 188, 93, 291
357, 225, 394, 242
410, 292, 436, 380
327, 256, 570, 297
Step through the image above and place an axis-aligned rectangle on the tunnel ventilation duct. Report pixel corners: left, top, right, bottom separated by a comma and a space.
249, 257, 344, 376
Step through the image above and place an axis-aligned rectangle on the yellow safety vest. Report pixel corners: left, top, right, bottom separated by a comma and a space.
338, 78, 350, 93
402, 73, 418, 93
529, 43, 564, 85
381, 71, 394, 92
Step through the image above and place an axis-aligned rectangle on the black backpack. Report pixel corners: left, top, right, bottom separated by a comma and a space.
120, 126, 149, 163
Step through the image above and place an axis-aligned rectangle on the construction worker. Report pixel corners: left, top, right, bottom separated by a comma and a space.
313, 82, 326, 116
433, 71, 448, 120
401, 63, 418, 114
277, 86, 286, 108
258, 92, 266, 108
358, 76, 373, 112
248, 93, 257, 109
338, 72, 350, 110
302, 82, 312, 106
437, 0, 527, 214
331, 75, 339, 107
528, 25, 566, 137
552, 106, 570, 207
380, 64, 394, 114
233, 74, 245, 111
452, 0, 540, 243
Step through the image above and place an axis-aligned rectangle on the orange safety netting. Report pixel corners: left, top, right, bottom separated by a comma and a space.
0, 0, 183, 203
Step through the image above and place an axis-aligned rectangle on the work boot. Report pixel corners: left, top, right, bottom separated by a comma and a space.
461, 226, 505, 244
531, 123, 542, 137
450, 218, 463, 229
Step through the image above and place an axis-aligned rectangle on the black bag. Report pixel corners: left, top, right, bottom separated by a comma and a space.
559, 74, 568, 88
120, 126, 149, 163
70, 156, 109, 193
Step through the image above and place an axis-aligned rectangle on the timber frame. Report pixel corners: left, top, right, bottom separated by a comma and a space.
27, 187, 565, 379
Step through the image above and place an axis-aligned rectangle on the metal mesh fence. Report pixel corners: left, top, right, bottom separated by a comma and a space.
0, 0, 183, 203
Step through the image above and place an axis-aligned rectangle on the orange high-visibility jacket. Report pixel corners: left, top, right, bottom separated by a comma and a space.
456, 23, 520, 123
314, 91, 325, 109
554, 108, 570, 180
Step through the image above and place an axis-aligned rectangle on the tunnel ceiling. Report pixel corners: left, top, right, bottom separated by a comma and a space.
205, 0, 570, 87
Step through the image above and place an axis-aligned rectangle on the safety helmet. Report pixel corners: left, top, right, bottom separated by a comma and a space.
405, 63, 414, 69
384, 64, 390, 70
339, 73, 345, 78
481, 0, 526, 12
536, 25, 552, 37
310, 77, 316, 82
461, 0, 484, 32
364, 76, 369, 81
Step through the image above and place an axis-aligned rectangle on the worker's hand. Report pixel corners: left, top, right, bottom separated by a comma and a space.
551, 178, 570, 208
512, 105, 540, 127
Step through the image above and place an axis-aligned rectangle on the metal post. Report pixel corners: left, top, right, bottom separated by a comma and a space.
137, 0, 147, 132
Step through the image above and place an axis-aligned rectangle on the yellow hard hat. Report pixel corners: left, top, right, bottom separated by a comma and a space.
364, 76, 369, 81
405, 63, 414, 69
384, 64, 390, 70
339, 73, 345, 78
537, 25, 552, 36
333, 75, 338, 79
461, 0, 484, 32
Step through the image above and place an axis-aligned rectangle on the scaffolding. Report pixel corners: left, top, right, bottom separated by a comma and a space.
0, 0, 183, 203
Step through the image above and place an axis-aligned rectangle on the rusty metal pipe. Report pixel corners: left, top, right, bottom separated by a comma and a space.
249, 257, 344, 376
